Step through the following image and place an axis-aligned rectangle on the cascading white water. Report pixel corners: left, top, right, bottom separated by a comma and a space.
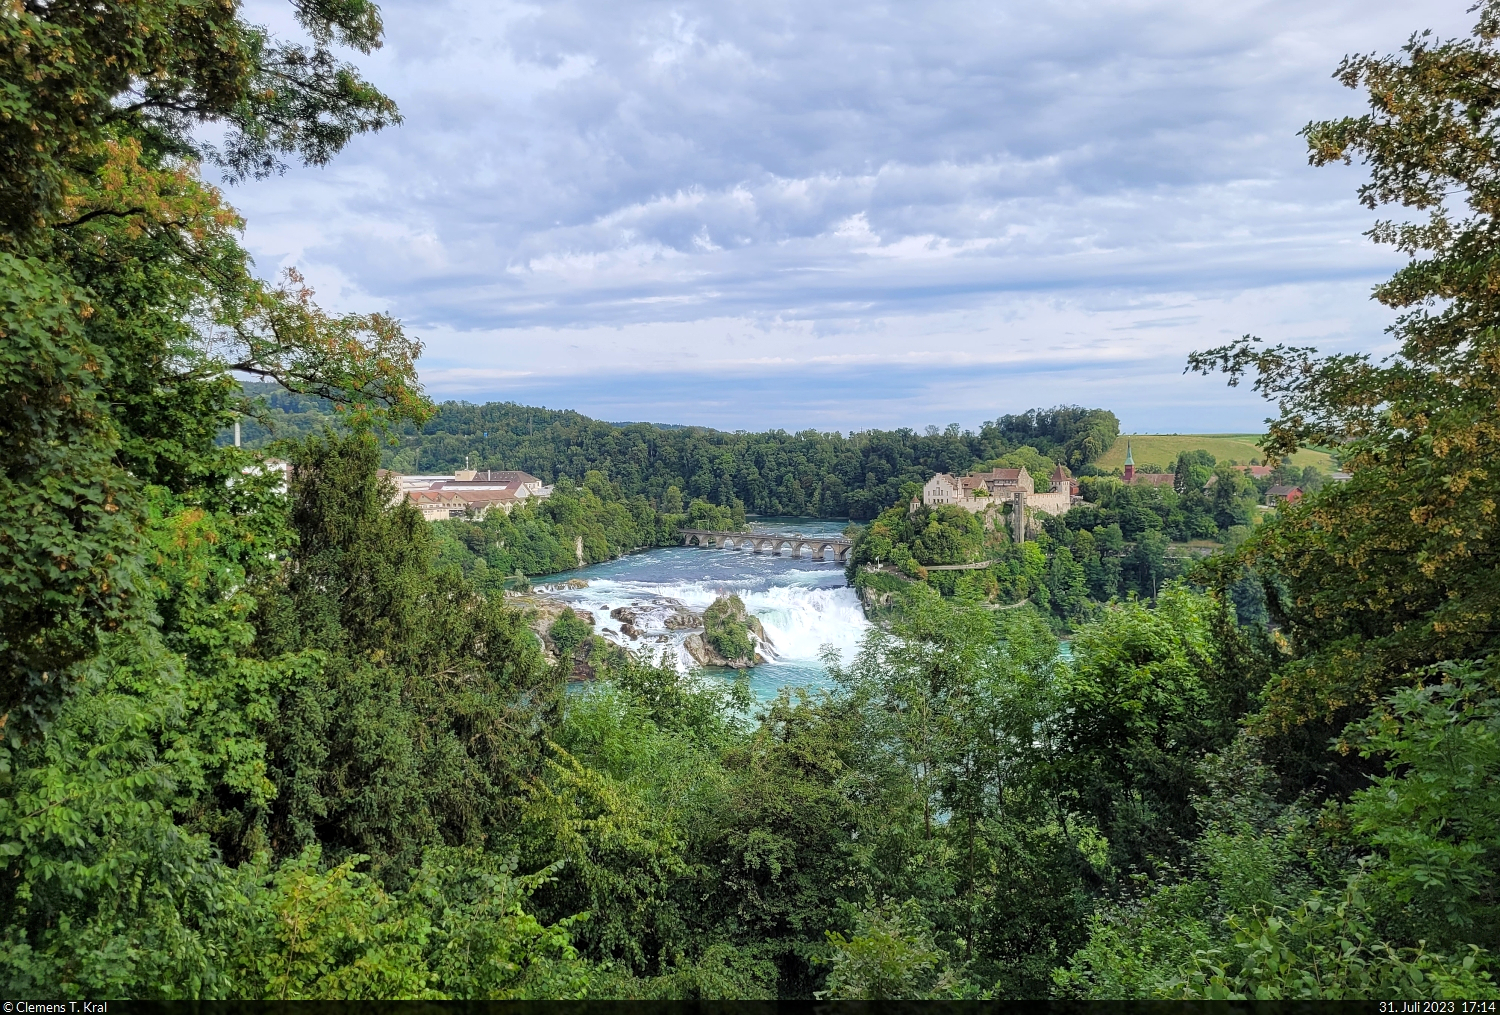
537, 519, 868, 698
737, 584, 868, 664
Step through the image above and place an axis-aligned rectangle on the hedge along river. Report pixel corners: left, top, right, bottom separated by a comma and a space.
537, 518, 869, 700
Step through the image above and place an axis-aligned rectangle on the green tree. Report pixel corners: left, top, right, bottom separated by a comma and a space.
1347, 664, 1500, 951
826, 588, 1093, 995
1205, 467, 1256, 531
1127, 530, 1170, 600
1050, 586, 1231, 870
254, 432, 555, 877
1190, 0, 1500, 738
0, 482, 307, 997
818, 901, 957, 999
550, 609, 594, 660
1, 0, 423, 731
1046, 546, 1088, 622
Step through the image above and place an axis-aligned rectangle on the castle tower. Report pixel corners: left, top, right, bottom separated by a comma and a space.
1123, 441, 1135, 483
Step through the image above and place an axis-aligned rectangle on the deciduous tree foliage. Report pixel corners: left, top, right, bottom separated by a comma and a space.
239, 388, 1120, 521
0, 0, 422, 732
1056, 4, 1500, 1000
253, 432, 557, 877
9, 0, 1500, 1002
1191, 1, 1500, 736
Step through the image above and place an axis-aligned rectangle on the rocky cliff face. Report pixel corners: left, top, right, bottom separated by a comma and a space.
682, 632, 766, 669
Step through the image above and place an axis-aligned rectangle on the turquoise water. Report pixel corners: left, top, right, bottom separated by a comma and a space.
539, 518, 866, 699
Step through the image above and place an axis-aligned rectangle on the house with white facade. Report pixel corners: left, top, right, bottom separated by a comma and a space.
385, 468, 551, 521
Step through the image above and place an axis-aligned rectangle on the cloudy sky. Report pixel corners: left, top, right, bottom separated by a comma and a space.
231, 0, 1473, 433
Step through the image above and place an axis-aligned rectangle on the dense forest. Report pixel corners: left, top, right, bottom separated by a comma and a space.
841, 452, 1313, 629
429, 474, 742, 584
235, 382, 1120, 520
5, 0, 1500, 1001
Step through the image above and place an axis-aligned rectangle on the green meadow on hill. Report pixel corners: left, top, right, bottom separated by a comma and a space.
1095, 434, 1335, 472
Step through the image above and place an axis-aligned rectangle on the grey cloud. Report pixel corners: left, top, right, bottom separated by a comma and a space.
229, 0, 1472, 426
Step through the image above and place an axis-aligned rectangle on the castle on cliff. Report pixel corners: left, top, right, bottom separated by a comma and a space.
920, 464, 1078, 540
922, 464, 1076, 517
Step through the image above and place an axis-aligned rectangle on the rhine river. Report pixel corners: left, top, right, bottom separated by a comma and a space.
538, 518, 869, 699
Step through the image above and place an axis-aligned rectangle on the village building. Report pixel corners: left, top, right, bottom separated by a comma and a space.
1121, 441, 1176, 488
385, 468, 552, 521
1266, 484, 1303, 506
922, 472, 966, 506
1050, 464, 1081, 497
407, 489, 476, 521
453, 469, 549, 498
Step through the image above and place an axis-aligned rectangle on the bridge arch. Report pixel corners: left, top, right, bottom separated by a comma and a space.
681, 528, 852, 559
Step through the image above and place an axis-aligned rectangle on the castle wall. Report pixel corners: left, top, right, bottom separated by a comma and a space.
924, 470, 1073, 520
1024, 491, 1072, 517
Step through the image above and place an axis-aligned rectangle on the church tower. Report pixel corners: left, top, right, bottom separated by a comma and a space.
1123, 441, 1135, 483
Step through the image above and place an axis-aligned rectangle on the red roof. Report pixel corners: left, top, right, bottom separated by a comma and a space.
961, 468, 1027, 490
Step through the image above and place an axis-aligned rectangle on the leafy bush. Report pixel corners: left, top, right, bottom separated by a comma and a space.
549, 609, 595, 659
1173, 888, 1493, 1000
703, 595, 755, 662
1348, 664, 1500, 951
818, 901, 958, 999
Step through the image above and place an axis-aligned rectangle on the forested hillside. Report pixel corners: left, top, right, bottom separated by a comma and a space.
235, 383, 1119, 520
837, 449, 1312, 630
5, 0, 1500, 1002
429, 475, 743, 584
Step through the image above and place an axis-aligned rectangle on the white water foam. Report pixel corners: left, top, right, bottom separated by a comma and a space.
740, 584, 868, 665
551, 575, 869, 675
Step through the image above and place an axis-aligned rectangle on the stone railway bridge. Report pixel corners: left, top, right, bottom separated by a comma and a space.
681, 528, 853, 562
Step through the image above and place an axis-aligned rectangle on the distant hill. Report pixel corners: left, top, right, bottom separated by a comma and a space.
1095, 434, 1336, 473
221, 381, 341, 446
223, 386, 1120, 520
